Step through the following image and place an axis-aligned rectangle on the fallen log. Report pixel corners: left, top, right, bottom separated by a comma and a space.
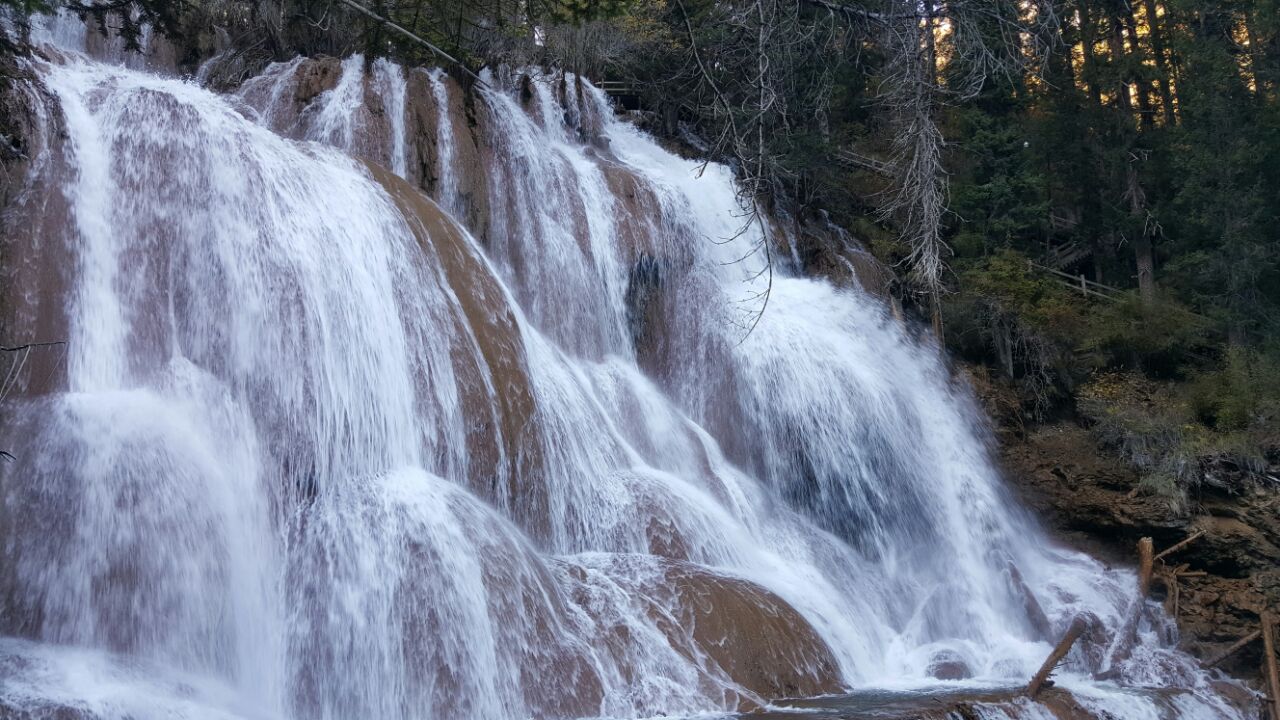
1159, 563, 1191, 618
1101, 537, 1156, 671
1203, 630, 1261, 669
1028, 616, 1088, 698
1153, 529, 1204, 562
1263, 613, 1280, 720
1165, 571, 1180, 618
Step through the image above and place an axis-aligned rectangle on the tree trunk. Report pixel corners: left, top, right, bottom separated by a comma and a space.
1079, 0, 1105, 106
1108, 13, 1135, 115
1134, 233, 1156, 304
1142, 0, 1178, 123
1126, 162, 1157, 303
1120, 9, 1156, 128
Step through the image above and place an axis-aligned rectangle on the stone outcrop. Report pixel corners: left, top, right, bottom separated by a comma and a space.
570, 556, 844, 711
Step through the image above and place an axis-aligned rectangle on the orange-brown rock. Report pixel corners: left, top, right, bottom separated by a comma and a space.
584, 557, 844, 708
366, 162, 549, 540
293, 56, 343, 105
0, 58, 73, 398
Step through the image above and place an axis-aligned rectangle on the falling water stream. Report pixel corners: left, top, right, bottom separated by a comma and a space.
0, 18, 1254, 720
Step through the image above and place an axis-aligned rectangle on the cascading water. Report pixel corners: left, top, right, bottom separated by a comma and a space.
0, 20, 1254, 720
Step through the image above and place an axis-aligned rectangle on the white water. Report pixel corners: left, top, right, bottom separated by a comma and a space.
0, 24, 1251, 720
371, 58, 408, 178
426, 67, 461, 216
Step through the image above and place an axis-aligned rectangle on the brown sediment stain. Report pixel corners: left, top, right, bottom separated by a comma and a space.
662, 562, 843, 706
414, 497, 605, 720
355, 64, 394, 172
406, 69, 491, 242
234, 58, 305, 132
598, 159, 706, 381
0, 61, 73, 399
365, 161, 549, 540
402, 67, 439, 192
454, 79, 493, 242
600, 161, 667, 264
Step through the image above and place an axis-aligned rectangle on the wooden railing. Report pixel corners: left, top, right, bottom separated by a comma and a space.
595, 80, 637, 96
1027, 261, 1122, 301
834, 148, 893, 177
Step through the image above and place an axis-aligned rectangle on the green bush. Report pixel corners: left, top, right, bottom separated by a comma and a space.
1079, 368, 1275, 503
1076, 293, 1215, 376
1186, 347, 1280, 431
943, 250, 1088, 416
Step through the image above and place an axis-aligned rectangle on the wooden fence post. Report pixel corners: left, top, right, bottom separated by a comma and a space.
1262, 612, 1280, 720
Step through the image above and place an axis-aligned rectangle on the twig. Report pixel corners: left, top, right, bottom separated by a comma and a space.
1, 341, 66, 352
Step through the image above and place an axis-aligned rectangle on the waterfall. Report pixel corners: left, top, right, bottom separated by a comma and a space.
371, 58, 408, 179
0, 25, 1251, 720
426, 67, 460, 216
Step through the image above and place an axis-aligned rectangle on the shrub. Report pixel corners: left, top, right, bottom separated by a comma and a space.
944, 250, 1088, 417
1079, 368, 1276, 504
1076, 293, 1215, 376
1186, 346, 1280, 431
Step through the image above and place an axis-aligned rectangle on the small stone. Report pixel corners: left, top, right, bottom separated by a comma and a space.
926, 650, 973, 680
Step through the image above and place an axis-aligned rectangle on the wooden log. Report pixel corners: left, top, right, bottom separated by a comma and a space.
1263, 613, 1280, 720
1103, 537, 1157, 671
1154, 529, 1205, 562
1203, 630, 1261, 669
1136, 537, 1155, 597
1028, 616, 1088, 698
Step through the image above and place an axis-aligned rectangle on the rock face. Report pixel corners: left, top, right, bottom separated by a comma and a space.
997, 419, 1280, 682
570, 556, 845, 711
0, 54, 74, 399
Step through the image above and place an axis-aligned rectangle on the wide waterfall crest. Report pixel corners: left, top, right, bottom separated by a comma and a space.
0, 22, 1254, 720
